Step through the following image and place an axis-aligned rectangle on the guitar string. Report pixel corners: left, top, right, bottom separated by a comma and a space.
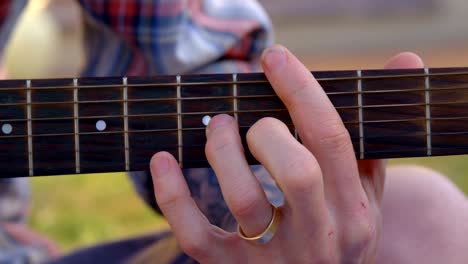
1, 122, 467, 141
0, 109, 468, 126
0, 69, 468, 91
11, 145, 468, 173
1, 82, 468, 107
0, 77, 468, 99
1, 101, 468, 123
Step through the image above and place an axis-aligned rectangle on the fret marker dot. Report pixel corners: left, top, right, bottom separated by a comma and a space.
96, 120, 107, 131
2, 123, 12, 135
202, 115, 211, 126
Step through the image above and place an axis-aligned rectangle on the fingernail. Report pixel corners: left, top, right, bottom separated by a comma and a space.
262, 45, 287, 72
206, 114, 232, 137
151, 154, 170, 176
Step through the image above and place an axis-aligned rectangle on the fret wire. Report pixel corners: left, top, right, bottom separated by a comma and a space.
26, 80, 33, 176
1, 69, 468, 92
357, 70, 365, 159
232, 73, 238, 120
425, 68, 432, 156
2, 84, 468, 107
177, 75, 183, 168
123, 77, 130, 171
73, 78, 80, 173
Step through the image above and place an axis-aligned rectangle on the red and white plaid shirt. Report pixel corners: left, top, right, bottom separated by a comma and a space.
0, 0, 272, 76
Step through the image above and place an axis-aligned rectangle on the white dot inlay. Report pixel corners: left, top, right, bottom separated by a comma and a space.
202, 115, 211, 126
96, 120, 107, 131
2, 123, 12, 135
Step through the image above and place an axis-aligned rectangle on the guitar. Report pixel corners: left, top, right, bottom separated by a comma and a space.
1, 67, 467, 177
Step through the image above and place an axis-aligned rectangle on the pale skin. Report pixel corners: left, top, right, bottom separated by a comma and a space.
150, 45, 468, 263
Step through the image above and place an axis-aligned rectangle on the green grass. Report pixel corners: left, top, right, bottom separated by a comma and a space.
28, 172, 168, 252
390, 155, 468, 194
28, 156, 468, 253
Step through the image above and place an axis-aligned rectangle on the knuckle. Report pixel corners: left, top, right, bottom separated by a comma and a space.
281, 153, 322, 194
247, 117, 289, 150
179, 235, 211, 261
316, 119, 353, 157
228, 191, 263, 219
157, 193, 186, 214
343, 215, 376, 253
205, 131, 239, 158
298, 244, 337, 264
247, 117, 284, 139
290, 74, 312, 99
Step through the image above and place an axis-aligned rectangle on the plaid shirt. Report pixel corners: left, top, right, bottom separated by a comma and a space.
1, 0, 272, 76
0, 0, 273, 263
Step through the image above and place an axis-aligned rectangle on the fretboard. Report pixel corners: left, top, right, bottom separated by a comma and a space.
1, 67, 468, 177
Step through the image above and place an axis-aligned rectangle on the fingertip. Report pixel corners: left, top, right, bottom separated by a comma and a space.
206, 113, 233, 130
261, 44, 289, 73
150, 151, 191, 202
0, 67, 7, 79
205, 114, 237, 142
384, 52, 424, 69
150, 151, 177, 178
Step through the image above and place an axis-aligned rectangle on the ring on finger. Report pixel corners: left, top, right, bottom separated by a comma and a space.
237, 205, 282, 245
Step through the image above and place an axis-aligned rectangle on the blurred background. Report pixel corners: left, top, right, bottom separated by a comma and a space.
2, 0, 468, 253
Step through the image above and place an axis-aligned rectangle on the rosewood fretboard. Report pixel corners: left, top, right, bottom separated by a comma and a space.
1, 67, 468, 177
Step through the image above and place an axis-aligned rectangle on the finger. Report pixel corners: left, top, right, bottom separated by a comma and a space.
358, 159, 386, 205
150, 152, 222, 261
261, 45, 366, 212
247, 117, 328, 224
2, 223, 61, 257
384, 52, 424, 69
0, 66, 7, 79
205, 114, 272, 237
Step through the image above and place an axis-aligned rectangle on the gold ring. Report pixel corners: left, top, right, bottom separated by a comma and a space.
236, 205, 282, 245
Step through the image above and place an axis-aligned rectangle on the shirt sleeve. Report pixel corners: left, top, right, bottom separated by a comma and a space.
0, 0, 28, 56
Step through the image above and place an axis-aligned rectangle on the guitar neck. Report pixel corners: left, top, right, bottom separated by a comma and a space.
1, 67, 468, 177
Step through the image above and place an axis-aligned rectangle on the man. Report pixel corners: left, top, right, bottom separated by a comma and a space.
0, 1, 467, 263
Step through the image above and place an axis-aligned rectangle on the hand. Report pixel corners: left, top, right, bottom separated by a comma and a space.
2, 223, 61, 257
0, 64, 7, 79
149, 45, 423, 263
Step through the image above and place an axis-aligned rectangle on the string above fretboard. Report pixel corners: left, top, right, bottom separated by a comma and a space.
1, 67, 468, 177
